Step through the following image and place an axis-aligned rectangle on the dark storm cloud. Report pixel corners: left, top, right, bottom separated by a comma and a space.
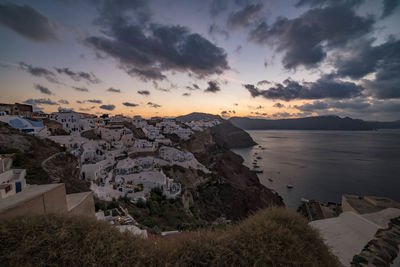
273, 102, 284, 108
100, 104, 115, 111
227, 3, 263, 30
249, 3, 374, 69
24, 98, 58, 105
291, 99, 400, 120
55, 67, 101, 84
73, 86, 89, 92
147, 102, 161, 108
107, 87, 121, 93
295, 0, 364, 7
122, 102, 139, 107
381, 0, 398, 18
58, 99, 69, 105
331, 37, 400, 99
138, 90, 150, 96
0, 3, 56, 42
182, 93, 191, 96
86, 1, 229, 81
205, 81, 221, 93
87, 99, 102, 104
76, 100, 85, 104
19, 62, 58, 84
34, 84, 53, 95
294, 101, 329, 112
243, 75, 363, 101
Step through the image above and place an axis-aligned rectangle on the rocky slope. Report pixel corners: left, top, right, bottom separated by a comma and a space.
175, 126, 283, 221
0, 122, 89, 193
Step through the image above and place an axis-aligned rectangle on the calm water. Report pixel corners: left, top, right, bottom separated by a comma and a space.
232, 129, 400, 210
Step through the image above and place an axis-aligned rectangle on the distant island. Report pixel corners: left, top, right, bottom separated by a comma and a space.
229, 115, 400, 131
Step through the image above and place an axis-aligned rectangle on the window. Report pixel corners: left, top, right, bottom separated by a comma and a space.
5, 185, 12, 193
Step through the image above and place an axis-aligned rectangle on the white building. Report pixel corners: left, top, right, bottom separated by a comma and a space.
0, 156, 27, 199
132, 139, 158, 152
50, 112, 95, 133
0, 115, 49, 136
158, 146, 209, 172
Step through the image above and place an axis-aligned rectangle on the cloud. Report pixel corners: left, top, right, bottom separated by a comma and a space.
235, 45, 242, 53
381, 0, 398, 18
208, 23, 230, 40
147, 102, 161, 108
292, 99, 400, 120
34, 84, 52, 95
256, 105, 264, 109
55, 67, 100, 84
107, 87, 121, 93
295, 0, 363, 7
138, 90, 150, 96
294, 101, 329, 112
19, 62, 58, 84
248, 3, 374, 69
85, 3, 229, 81
332, 38, 400, 99
73, 87, 89, 92
227, 3, 263, 30
23, 98, 58, 105
58, 99, 69, 105
87, 99, 102, 104
209, 0, 228, 17
186, 83, 200, 90
205, 80, 221, 93
58, 107, 74, 112
257, 80, 270, 86
99, 104, 115, 111
0, 3, 56, 42
79, 106, 95, 111
243, 75, 363, 101
273, 102, 284, 108
76, 100, 85, 104
122, 102, 139, 107
182, 93, 191, 96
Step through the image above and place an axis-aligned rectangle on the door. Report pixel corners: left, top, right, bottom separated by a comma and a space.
15, 182, 22, 193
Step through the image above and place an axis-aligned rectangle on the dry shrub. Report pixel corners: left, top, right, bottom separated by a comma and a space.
0, 208, 339, 266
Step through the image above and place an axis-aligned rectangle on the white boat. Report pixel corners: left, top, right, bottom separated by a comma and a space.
287, 178, 294, 188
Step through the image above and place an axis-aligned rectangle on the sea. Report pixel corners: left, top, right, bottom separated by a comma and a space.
232, 129, 400, 210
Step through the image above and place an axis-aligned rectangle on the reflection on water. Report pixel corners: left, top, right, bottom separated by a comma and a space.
232, 129, 400, 210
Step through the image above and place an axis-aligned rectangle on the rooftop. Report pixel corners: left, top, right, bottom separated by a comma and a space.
343, 194, 400, 214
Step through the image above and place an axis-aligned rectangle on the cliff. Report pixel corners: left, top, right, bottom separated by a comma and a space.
176, 126, 283, 221
230, 115, 375, 130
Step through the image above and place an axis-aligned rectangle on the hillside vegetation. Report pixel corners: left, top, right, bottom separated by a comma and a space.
0, 122, 89, 193
0, 208, 339, 266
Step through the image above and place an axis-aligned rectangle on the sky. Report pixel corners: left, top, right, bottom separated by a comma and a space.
0, 0, 399, 121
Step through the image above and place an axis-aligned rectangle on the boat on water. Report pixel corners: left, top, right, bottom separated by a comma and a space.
252, 170, 263, 173
301, 197, 309, 203
287, 178, 294, 188
268, 178, 273, 182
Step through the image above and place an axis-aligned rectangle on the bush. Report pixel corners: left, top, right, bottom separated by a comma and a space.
0, 208, 339, 266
